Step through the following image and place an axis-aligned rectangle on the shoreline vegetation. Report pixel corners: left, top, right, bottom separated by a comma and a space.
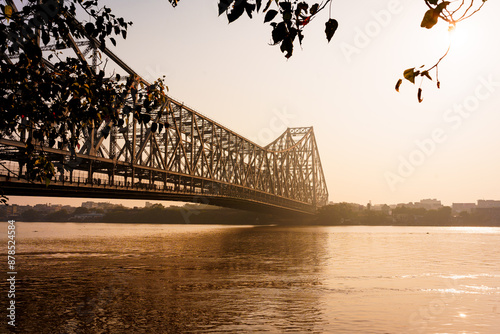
3, 202, 500, 227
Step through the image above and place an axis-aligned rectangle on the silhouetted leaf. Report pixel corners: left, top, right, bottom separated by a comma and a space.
325, 19, 338, 42
85, 22, 95, 35
255, 0, 262, 12
4, 5, 12, 21
418, 88, 423, 103
403, 68, 417, 84
245, 2, 256, 18
42, 30, 50, 45
151, 122, 158, 133
421, 9, 438, 29
102, 125, 110, 139
272, 22, 287, 44
395, 79, 402, 92
421, 2, 449, 29
283, 10, 292, 22
218, 0, 233, 16
279, 2, 291, 12
263, 0, 273, 12
280, 37, 293, 58
134, 105, 142, 118
422, 71, 432, 80
297, 30, 304, 45
142, 113, 151, 124
296, 2, 308, 16
310, 3, 319, 15
256, 0, 262, 12
264, 9, 278, 23
227, 0, 246, 23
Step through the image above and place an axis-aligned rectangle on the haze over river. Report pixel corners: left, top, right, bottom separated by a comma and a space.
2, 222, 500, 333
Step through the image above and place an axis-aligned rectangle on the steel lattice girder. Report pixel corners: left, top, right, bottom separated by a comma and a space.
71, 98, 329, 209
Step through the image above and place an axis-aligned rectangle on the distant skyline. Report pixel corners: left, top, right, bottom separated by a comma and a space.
6, 0, 500, 207
7, 196, 500, 208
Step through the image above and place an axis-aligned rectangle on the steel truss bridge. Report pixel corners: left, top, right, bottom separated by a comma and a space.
0, 8, 328, 215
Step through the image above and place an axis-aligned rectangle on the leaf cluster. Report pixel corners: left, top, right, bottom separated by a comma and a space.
169, 0, 338, 58
1, 0, 168, 187
396, 0, 487, 102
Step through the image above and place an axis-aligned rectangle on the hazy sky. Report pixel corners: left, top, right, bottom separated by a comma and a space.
9, 0, 500, 207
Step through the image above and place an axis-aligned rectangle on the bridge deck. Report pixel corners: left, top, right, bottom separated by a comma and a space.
0, 175, 315, 215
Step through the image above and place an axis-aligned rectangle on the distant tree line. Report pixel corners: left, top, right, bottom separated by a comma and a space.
3, 202, 500, 226
1, 206, 101, 222
315, 203, 500, 227
104, 204, 273, 225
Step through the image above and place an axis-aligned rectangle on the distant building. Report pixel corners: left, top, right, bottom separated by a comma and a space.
34, 203, 56, 214
348, 203, 365, 212
415, 199, 442, 210
371, 204, 391, 212
477, 200, 500, 208
396, 202, 416, 209
452, 203, 476, 213
81, 201, 97, 209
61, 205, 74, 212
5, 205, 20, 219
81, 201, 114, 211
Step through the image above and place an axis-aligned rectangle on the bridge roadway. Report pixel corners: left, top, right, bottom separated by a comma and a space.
0, 161, 317, 216
0, 174, 314, 216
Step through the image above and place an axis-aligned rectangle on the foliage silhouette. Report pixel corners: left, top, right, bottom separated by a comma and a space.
1, 0, 167, 187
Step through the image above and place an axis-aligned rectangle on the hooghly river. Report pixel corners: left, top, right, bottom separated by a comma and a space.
1, 223, 500, 333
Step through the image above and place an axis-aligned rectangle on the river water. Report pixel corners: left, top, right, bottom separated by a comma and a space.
1, 223, 500, 333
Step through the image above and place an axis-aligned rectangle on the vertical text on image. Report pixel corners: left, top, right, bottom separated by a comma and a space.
6, 220, 17, 327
